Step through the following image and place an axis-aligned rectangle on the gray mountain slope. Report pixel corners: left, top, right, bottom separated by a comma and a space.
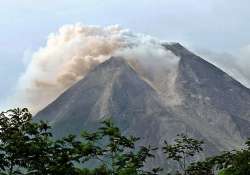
164, 43, 250, 140
35, 57, 185, 140
35, 44, 250, 168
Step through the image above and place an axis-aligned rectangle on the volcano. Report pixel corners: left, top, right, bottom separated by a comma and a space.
35, 43, 250, 167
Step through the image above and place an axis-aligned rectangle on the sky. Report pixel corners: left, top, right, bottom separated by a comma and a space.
1, 0, 250, 109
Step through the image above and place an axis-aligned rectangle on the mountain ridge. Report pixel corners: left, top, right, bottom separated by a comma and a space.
35, 43, 250, 168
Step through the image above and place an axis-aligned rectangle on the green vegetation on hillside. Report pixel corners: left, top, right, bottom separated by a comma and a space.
0, 108, 249, 175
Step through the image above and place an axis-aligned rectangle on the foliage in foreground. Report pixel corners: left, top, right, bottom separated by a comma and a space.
0, 108, 249, 175
0, 108, 160, 175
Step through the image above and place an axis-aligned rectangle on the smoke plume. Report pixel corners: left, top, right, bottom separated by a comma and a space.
14, 24, 180, 113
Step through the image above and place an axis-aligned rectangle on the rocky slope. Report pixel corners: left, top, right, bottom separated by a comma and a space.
35, 43, 250, 168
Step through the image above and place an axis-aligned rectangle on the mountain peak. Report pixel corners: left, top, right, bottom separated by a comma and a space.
35, 43, 250, 169
100, 56, 127, 67
35, 54, 167, 136
162, 42, 193, 57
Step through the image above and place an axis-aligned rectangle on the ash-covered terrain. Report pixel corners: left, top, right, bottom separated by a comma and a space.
35, 43, 250, 167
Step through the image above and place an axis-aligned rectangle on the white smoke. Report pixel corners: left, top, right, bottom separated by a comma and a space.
13, 23, 180, 113
115, 43, 181, 106
197, 48, 250, 88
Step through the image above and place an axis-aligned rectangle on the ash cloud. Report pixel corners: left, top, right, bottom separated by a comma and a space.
13, 24, 180, 113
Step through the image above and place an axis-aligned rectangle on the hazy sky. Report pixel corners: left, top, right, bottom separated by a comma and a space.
1, 0, 250, 108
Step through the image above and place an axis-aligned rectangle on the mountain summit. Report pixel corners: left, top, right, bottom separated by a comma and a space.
35, 43, 250, 166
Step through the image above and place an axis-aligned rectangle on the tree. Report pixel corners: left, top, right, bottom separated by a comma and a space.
186, 139, 250, 175
163, 134, 204, 175
0, 108, 55, 174
214, 140, 250, 175
1, 108, 249, 175
0, 108, 161, 175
